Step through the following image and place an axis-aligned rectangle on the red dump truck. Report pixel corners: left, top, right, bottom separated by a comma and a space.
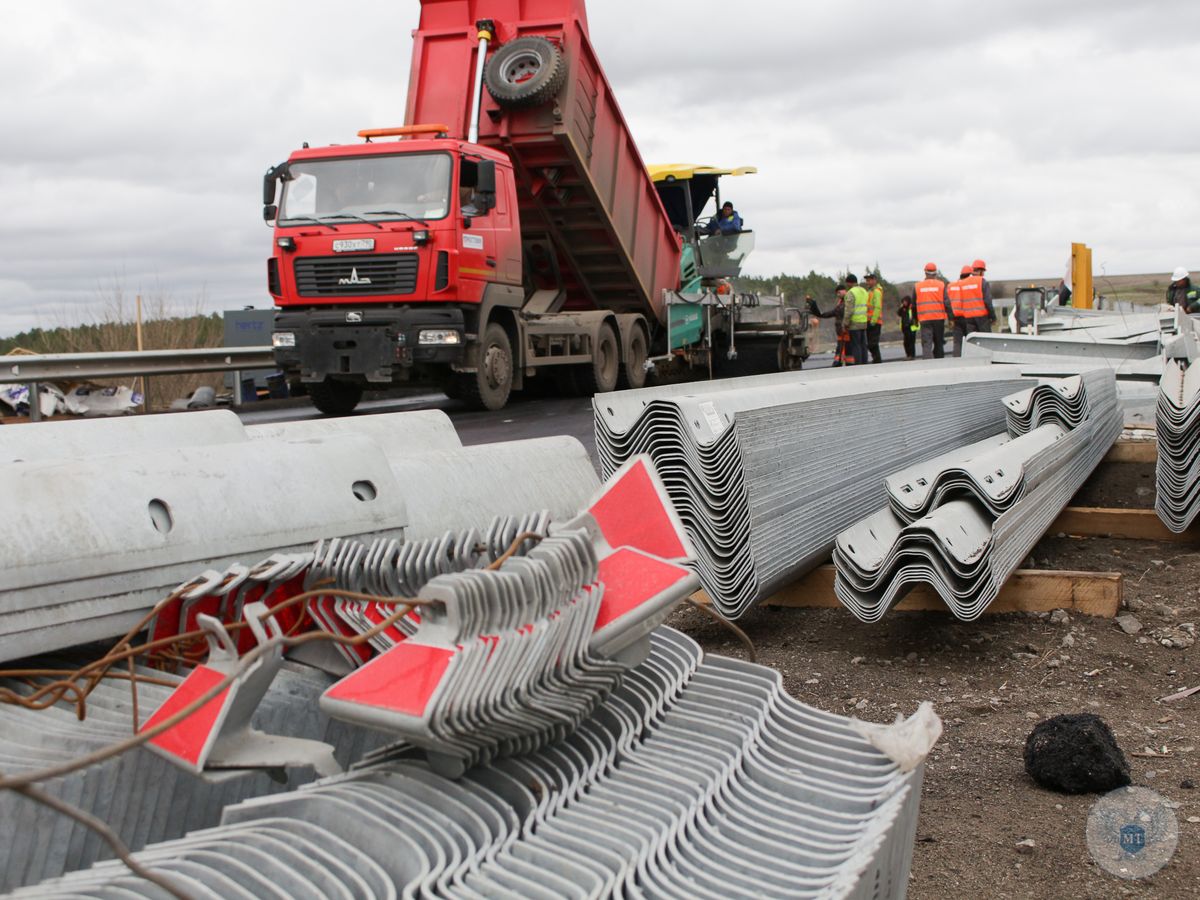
264, 0, 805, 413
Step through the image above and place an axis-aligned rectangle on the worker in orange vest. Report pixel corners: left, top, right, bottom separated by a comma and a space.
914, 263, 952, 359
952, 259, 995, 355
864, 272, 884, 364
971, 259, 996, 329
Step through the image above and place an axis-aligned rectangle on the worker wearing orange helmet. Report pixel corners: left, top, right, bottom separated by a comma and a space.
950, 260, 995, 355
947, 264, 971, 356
914, 262, 952, 359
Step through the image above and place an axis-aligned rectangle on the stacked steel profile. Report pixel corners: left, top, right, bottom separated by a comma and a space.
13, 631, 925, 900
594, 363, 1030, 618
1156, 314, 1200, 532
0, 410, 599, 661
834, 370, 1123, 621
0, 662, 394, 892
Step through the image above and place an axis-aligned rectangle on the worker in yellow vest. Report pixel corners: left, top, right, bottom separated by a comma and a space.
948, 264, 972, 356
842, 273, 870, 365
952, 259, 995, 355
864, 272, 884, 364
914, 263, 952, 359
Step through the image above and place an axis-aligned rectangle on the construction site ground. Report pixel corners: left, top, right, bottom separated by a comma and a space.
19, 366, 1191, 896
668, 457, 1199, 898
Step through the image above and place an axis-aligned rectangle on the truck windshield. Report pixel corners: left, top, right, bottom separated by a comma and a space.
279, 153, 452, 224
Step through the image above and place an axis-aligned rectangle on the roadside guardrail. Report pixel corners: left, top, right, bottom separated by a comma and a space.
1, 346, 275, 421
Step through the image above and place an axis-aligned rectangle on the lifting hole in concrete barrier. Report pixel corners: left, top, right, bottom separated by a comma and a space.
148, 499, 173, 534
352, 480, 378, 502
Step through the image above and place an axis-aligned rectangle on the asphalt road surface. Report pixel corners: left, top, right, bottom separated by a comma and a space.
236, 343, 911, 471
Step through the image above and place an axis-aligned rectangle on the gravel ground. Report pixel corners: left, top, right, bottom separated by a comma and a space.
666, 486, 1199, 898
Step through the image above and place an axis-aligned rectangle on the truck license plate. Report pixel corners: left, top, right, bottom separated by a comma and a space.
332, 239, 375, 253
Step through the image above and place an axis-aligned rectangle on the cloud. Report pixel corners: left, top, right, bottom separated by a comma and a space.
0, 0, 1197, 337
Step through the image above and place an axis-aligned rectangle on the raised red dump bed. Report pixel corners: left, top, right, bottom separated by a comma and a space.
406, 0, 682, 324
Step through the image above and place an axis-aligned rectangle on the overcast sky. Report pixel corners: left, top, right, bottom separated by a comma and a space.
2, 1, 1197, 337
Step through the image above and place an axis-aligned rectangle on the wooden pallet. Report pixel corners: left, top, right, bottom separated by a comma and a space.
1052, 506, 1198, 543
693, 565, 1122, 618
1105, 439, 1157, 464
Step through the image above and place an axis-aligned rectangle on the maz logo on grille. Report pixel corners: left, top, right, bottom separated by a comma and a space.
338, 267, 372, 286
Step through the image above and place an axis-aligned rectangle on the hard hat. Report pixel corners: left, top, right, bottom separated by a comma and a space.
924, 262, 937, 272
960, 265, 973, 277
1172, 266, 1190, 282
972, 259, 987, 271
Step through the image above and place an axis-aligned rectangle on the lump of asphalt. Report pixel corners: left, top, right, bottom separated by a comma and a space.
1023, 713, 1132, 794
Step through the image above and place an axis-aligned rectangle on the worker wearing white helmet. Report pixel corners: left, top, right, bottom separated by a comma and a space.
1168, 267, 1199, 313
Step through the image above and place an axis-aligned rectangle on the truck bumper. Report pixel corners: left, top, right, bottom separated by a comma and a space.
272, 307, 466, 383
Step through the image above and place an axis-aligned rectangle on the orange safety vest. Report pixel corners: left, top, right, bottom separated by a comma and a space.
947, 280, 965, 317
959, 275, 988, 319
915, 279, 947, 322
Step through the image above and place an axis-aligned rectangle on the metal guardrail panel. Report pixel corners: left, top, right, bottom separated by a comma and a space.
12, 629, 926, 900
0, 347, 275, 385
835, 370, 1123, 621
1156, 315, 1200, 532
594, 362, 1030, 618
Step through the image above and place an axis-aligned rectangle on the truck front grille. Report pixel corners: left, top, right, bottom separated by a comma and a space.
293, 253, 419, 297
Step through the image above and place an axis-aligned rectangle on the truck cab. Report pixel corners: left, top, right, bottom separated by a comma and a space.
266, 133, 524, 414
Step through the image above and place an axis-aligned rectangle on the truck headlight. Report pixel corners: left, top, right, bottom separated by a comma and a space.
272, 332, 297, 349
418, 329, 462, 346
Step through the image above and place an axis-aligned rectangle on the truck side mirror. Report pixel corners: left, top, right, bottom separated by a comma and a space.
477, 160, 497, 210
263, 166, 280, 206
263, 204, 278, 222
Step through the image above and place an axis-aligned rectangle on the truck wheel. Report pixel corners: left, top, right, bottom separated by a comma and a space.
484, 37, 568, 109
580, 322, 620, 395
618, 326, 649, 390
308, 379, 363, 416
455, 321, 513, 410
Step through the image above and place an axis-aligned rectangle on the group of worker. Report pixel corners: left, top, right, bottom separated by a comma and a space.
909, 260, 997, 360
807, 272, 887, 366
807, 261, 994, 366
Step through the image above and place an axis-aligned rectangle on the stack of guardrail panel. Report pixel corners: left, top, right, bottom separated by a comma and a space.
0, 412, 598, 662
1156, 336, 1200, 533
0, 660, 394, 892
962, 310, 1170, 382
13, 630, 926, 900
834, 370, 1122, 621
594, 362, 1029, 618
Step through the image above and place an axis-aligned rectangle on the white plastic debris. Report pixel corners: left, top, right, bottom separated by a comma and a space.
851, 701, 944, 773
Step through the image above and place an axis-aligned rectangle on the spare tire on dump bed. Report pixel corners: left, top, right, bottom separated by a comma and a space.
485, 37, 567, 109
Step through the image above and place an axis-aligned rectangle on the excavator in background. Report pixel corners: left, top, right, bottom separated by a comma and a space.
263, 0, 805, 413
